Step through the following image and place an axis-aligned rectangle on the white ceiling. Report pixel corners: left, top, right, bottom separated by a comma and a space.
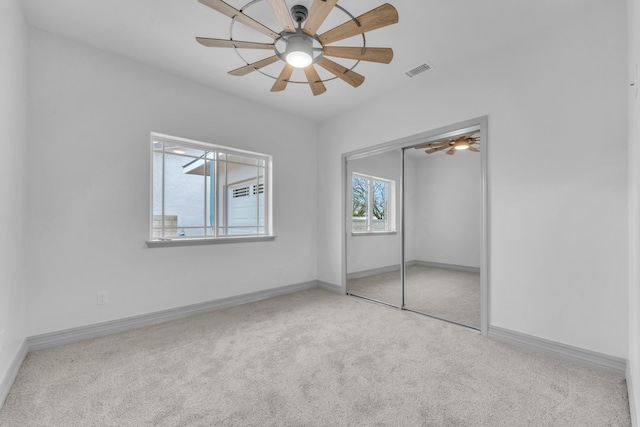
21, 0, 606, 123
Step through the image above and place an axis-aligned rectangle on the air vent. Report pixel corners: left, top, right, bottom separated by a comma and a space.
405, 63, 431, 78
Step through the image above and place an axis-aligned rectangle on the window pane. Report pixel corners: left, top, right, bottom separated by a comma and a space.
218, 152, 261, 166
164, 152, 206, 232
352, 176, 368, 232
169, 146, 205, 159
372, 180, 389, 231
258, 177, 265, 232
222, 162, 261, 235
205, 159, 215, 236
152, 151, 164, 237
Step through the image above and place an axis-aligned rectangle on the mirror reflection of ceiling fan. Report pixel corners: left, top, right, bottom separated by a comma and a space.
414, 134, 480, 156
195, 0, 399, 95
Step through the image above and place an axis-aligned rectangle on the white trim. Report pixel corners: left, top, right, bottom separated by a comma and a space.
410, 260, 480, 274
347, 264, 401, 280
488, 326, 626, 377
28, 280, 318, 352
146, 235, 276, 248
629, 361, 638, 427
0, 339, 28, 410
317, 281, 344, 294
351, 231, 398, 237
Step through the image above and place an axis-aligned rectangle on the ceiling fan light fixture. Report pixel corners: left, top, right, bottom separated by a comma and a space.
454, 142, 470, 150
286, 50, 312, 68
285, 35, 313, 68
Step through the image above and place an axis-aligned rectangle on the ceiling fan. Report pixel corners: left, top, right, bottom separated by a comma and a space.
414, 134, 480, 156
195, 0, 399, 96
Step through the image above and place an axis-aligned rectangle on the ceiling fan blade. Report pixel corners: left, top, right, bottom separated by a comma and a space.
323, 46, 393, 64
458, 134, 479, 142
198, 0, 280, 39
318, 4, 399, 45
266, 0, 296, 33
303, 0, 338, 36
303, 65, 327, 96
196, 38, 274, 50
446, 148, 456, 155
424, 145, 449, 154
316, 57, 365, 88
434, 141, 452, 147
468, 146, 480, 152
271, 64, 295, 92
228, 55, 280, 76
413, 140, 450, 150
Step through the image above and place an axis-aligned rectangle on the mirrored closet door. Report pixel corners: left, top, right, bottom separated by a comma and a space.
344, 121, 486, 331
345, 149, 403, 308
403, 131, 482, 329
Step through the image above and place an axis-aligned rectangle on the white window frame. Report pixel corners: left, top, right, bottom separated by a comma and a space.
148, 132, 274, 247
351, 172, 396, 235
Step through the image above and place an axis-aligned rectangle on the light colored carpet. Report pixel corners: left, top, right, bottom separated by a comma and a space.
0, 289, 630, 426
347, 268, 404, 307
348, 265, 481, 329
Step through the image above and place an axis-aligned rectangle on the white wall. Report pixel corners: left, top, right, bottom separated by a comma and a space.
405, 151, 482, 268
346, 149, 402, 274
25, 29, 318, 336
0, 0, 27, 394
318, 2, 628, 357
628, 0, 640, 423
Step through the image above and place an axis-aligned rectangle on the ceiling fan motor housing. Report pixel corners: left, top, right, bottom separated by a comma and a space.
291, 5, 308, 24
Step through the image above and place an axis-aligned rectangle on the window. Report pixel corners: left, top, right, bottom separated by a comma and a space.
352, 173, 396, 233
151, 133, 272, 242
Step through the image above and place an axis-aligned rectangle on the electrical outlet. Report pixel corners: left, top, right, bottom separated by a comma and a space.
97, 291, 108, 305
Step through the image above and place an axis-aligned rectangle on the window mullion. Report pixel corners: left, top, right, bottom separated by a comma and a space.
162, 146, 166, 238
203, 152, 207, 237
214, 150, 220, 237
367, 178, 372, 232
255, 166, 259, 235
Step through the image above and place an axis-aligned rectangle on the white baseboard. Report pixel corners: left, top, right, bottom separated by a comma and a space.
0, 339, 28, 410
28, 280, 319, 352
346, 264, 401, 280
629, 361, 638, 427
411, 260, 481, 274
488, 326, 626, 377
346, 261, 480, 280
317, 281, 343, 294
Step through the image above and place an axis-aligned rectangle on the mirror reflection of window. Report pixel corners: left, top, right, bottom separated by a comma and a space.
351, 173, 395, 234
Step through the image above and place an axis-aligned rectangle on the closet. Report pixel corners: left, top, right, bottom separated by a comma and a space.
344, 120, 487, 331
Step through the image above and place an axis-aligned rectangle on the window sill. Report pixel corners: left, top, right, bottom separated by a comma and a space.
146, 235, 276, 248
351, 231, 398, 237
